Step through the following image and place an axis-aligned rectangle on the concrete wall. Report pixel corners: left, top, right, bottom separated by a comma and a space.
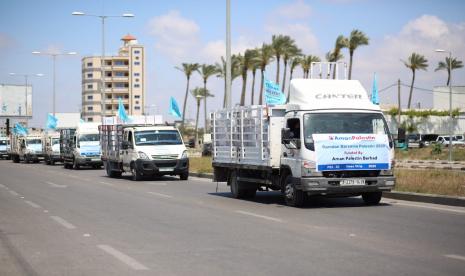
385, 114, 465, 135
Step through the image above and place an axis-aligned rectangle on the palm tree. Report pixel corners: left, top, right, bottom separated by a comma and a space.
254, 43, 274, 105
190, 87, 212, 148
238, 49, 256, 106
347, 29, 369, 80
215, 55, 241, 108
300, 55, 321, 79
325, 51, 343, 79
402, 53, 428, 109
175, 63, 200, 128
248, 49, 260, 105
281, 42, 301, 91
199, 64, 217, 130
435, 57, 463, 86
289, 56, 301, 81
331, 35, 348, 79
271, 34, 292, 84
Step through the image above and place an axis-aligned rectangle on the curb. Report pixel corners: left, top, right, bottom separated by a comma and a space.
189, 172, 465, 207
383, 191, 465, 207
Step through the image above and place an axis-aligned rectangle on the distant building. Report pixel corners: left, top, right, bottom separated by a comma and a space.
81, 34, 145, 122
433, 86, 465, 111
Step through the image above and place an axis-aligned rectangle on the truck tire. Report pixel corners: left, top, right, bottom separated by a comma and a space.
362, 192, 382, 205
283, 175, 306, 207
12, 155, 19, 163
229, 171, 250, 199
180, 172, 189, 180
131, 163, 143, 181
106, 162, 122, 178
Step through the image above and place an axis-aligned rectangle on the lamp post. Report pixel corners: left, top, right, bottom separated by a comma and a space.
32, 51, 77, 116
435, 49, 453, 162
8, 73, 44, 126
72, 11, 135, 122
225, 0, 231, 109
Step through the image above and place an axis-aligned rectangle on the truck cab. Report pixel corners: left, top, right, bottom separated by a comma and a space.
62, 122, 103, 169
43, 131, 61, 165
0, 136, 10, 159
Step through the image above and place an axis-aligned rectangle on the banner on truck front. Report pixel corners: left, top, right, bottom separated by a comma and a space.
313, 134, 390, 171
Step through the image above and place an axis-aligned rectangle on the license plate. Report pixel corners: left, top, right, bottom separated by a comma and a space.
340, 179, 365, 186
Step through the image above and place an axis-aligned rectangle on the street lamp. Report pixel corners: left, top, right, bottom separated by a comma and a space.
8, 73, 44, 126
72, 10, 135, 121
32, 50, 77, 116
435, 49, 453, 162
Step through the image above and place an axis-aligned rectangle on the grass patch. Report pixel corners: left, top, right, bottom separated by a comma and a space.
189, 156, 213, 174
395, 146, 465, 161
394, 169, 465, 197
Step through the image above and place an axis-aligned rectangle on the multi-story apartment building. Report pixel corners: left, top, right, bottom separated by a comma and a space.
81, 34, 145, 122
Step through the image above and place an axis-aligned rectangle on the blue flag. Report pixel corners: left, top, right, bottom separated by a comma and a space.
14, 123, 28, 136
46, 114, 58, 129
169, 97, 182, 119
264, 78, 286, 105
371, 72, 379, 105
118, 97, 130, 123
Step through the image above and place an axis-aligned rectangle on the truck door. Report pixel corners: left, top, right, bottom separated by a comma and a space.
122, 130, 134, 169
282, 118, 302, 177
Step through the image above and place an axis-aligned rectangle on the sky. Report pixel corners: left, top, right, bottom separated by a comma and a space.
1, 0, 465, 127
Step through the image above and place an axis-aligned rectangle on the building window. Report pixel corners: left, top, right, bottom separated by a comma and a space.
115, 71, 128, 77
134, 84, 140, 88
87, 84, 93, 89
87, 95, 93, 100
87, 106, 93, 111
135, 101, 139, 104
134, 95, 140, 99
135, 78, 139, 82
134, 50, 140, 54
105, 72, 112, 77
106, 105, 112, 110
106, 94, 112, 99
106, 83, 112, 88
134, 73, 140, 77
134, 61, 140, 66
87, 62, 93, 67
87, 117, 93, 122
135, 106, 141, 110
114, 60, 128, 66
114, 82, 129, 88
135, 56, 139, 60
104, 60, 112, 66
87, 73, 93, 78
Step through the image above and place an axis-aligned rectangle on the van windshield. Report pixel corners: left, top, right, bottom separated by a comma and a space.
303, 113, 390, 150
79, 134, 99, 142
135, 130, 182, 146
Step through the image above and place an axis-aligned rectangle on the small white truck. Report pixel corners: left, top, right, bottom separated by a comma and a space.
100, 123, 189, 181
43, 131, 62, 165
60, 122, 103, 169
0, 136, 9, 159
9, 131, 45, 163
211, 76, 395, 207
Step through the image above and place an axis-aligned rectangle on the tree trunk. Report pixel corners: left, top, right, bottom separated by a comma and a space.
281, 59, 288, 92
407, 70, 415, 109
181, 76, 190, 128
348, 50, 354, 80
240, 72, 247, 106
259, 69, 264, 105
194, 100, 200, 148
250, 69, 256, 105
275, 55, 280, 84
203, 79, 208, 132
328, 64, 332, 79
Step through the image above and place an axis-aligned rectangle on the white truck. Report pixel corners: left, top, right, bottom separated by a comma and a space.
0, 136, 10, 159
60, 122, 103, 169
100, 124, 189, 181
211, 78, 395, 207
43, 131, 62, 165
9, 131, 45, 163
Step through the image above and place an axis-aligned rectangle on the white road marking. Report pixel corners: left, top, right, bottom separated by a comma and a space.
45, 181, 67, 188
99, 181, 114, 187
24, 200, 41, 208
147, 191, 173, 198
43, 210, 49, 213
83, 233, 91, 237
50, 216, 76, 229
20, 196, 24, 199
146, 182, 167, 186
235, 210, 283, 223
445, 254, 465, 262
391, 201, 465, 215
9, 190, 19, 196
97, 244, 149, 271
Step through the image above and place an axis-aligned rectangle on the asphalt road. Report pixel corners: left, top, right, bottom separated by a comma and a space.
0, 160, 464, 276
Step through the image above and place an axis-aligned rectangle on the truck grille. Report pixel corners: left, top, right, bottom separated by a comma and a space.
157, 161, 177, 168
322, 170, 380, 178
151, 154, 178, 160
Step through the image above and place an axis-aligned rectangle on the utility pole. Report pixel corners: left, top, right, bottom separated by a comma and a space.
397, 79, 401, 125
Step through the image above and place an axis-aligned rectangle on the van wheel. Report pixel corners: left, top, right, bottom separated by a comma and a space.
362, 192, 382, 205
131, 163, 143, 181
180, 172, 189, 180
284, 175, 306, 207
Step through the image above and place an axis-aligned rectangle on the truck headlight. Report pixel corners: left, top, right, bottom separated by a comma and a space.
181, 150, 188, 159
138, 151, 150, 160
301, 160, 322, 177
379, 169, 394, 176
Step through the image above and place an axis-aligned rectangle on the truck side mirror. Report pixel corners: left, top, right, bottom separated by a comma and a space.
122, 141, 129, 150
281, 128, 291, 144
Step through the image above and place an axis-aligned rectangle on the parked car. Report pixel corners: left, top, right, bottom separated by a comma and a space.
455, 135, 464, 142
436, 135, 465, 146
407, 134, 425, 148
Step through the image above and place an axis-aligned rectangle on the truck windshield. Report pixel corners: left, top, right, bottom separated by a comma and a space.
0, 140, 6, 145
303, 113, 390, 150
27, 139, 41, 145
79, 134, 99, 142
135, 130, 182, 146
52, 138, 60, 145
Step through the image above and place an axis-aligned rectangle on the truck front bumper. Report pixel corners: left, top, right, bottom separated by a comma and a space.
135, 158, 189, 176
26, 154, 45, 161
76, 156, 103, 166
0, 151, 8, 158
294, 176, 395, 196
49, 154, 62, 162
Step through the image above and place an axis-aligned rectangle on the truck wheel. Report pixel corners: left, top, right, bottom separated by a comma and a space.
13, 156, 19, 163
73, 159, 80, 170
362, 192, 382, 205
229, 171, 248, 199
131, 164, 143, 181
50, 160, 55, 165
180, 172, 189, 180
284, 175, 306, 207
